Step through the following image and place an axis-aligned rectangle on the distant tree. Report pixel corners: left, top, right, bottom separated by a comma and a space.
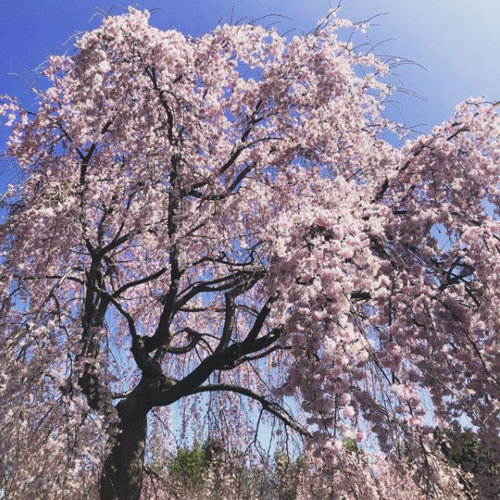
160, 442, 303, 500
167, 443, 210, 493
436, 429, 500, 499
272, 450, 303, 500
1, 7, 500, 500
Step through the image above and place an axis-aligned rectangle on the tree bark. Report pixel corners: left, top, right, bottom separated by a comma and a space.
100, 395, 149, 500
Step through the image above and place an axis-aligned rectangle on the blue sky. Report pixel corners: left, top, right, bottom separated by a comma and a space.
1, 0, 499, 146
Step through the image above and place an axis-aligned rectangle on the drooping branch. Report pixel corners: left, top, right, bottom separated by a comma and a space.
188, 384, 311, 437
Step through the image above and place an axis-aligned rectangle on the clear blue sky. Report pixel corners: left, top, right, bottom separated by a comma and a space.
1, 0, 499, 147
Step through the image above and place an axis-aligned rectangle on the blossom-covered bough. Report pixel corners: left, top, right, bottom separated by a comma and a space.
1, 8, 499, 500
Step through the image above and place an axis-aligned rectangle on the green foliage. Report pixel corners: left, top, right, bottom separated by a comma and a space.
436, 429, 500, 499
163, 441, 306, 499
168, 443, 208, 491
273, 450, 303, 500
162, 438, 368, 498
343, 437, 358, 453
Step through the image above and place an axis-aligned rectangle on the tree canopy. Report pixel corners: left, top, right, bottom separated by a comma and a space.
0, 7, 499, 500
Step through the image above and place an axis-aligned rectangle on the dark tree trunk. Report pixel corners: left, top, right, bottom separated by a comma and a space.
100, 395, 149, 500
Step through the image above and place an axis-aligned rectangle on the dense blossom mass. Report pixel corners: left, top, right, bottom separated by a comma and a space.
0, 7, 499, 500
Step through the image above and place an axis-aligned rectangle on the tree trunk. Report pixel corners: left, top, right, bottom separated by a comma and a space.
100, 396, 149, 500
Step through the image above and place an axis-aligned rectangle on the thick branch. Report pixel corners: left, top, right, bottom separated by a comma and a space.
151, 325, 282, 406
213, 293, 234, 355
112, 267, 168, 298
